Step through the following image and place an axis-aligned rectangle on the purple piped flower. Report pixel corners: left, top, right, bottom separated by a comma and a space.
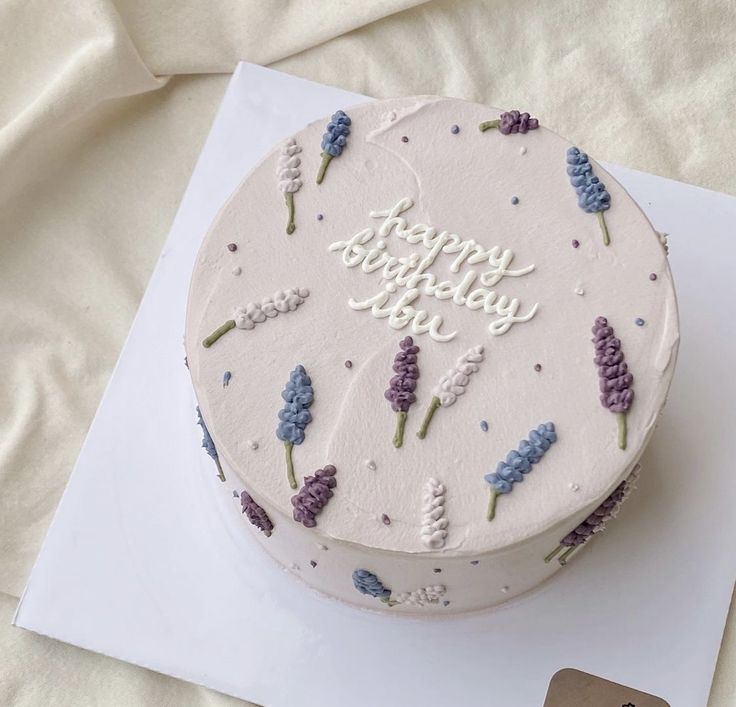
545, 468, 638, 565
592, 317, 634, 449
291, 465, 337, 528
241, 491, 273, 537
566, 146, 611, 246
479, 110, 539, 134
384, 336, 420, 448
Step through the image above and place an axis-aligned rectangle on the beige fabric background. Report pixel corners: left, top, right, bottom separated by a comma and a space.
1, 1, 734, 705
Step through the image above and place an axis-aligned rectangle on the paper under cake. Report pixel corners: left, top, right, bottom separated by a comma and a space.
185, 96, 679, 613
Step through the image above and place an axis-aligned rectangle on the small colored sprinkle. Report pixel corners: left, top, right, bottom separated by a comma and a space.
519, 146, 527, 155
569, 482, 580, 492
450, 124, 460, 134
501, 585, 509, 594
480, 420, 489, 432
470, 560, 479, 566
572, 239, 580, 249
232, 266, 242, 276
635, 318, 645, 327
310, 560, 317, 568
344, 359, 353, 369
317, 213, 324, 221
227, 243, 237, 252
401, 136, 409, 143
511, 196, 519, 205
366, 460, 377, 471
433, 568, 442, 573
247, 440, 259, 450
534, 363, 542, 372
649, 273, 657, 281
381, 513, 391, 525
443, 600, 450, 607
223, 371, 232, 387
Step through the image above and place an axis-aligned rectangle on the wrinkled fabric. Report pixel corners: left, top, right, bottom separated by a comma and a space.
1, 1, 734, 705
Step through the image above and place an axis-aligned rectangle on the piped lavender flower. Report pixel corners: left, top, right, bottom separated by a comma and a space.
276, 365, 314, 489
316, 110, 351, 185
291, 465, 337, 527
196, 407, 225, 482
592, 316, 634, 450
202, 288, 309, 347
417, 345, 484, 439
384, 336, 420, 448
484, 422, 557, 521
277, 137, 302, 234
479, 110, 539, 134
545, 467, 639, 565
352, 569, 393, 604
241, 491, 273, 537
566, 146, 611, 246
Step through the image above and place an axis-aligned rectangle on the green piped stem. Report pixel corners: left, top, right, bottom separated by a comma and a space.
202, 319, 236, 348
316, 152, 333, 184
393, 411, 407, 448
597, 211, 610, 246
479, 119, 501, 132
417, 396, 441, 440
617, 412, 627, 450
214, 457, 226, 483
558, 546, 578, 565
544, 545, 563, 564
285, 191, 296, 234
486, 487, 498, 521
380, 596, 398, 607
285, 441, 297, 489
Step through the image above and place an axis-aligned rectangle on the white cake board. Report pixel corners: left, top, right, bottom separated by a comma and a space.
13, 63, 736, 707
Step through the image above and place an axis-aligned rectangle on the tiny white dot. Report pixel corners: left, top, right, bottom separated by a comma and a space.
366, 460, 377, 470
574, 287, 584, 296
519, 146, 527, 155
501, 585, 509, 593
247, 440, 259, 450
232, 266, 242, 276
385, 282, 397, 293
569, 483, 580, 492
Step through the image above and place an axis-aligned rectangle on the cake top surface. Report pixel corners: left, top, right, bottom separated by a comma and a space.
185, 96, 678, 556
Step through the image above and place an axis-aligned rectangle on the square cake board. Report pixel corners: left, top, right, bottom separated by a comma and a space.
13, 63, 736, 707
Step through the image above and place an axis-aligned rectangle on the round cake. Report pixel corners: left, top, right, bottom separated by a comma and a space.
185, 96, 679, 613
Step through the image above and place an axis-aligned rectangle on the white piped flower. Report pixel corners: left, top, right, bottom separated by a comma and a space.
277, 138, 302, 193
417, 345, 485, 440
394, 585, 446, 607
433, 345, 484, 407
278, 138, 302, 234
233, 288, 309, 330
421, 477, 448, 549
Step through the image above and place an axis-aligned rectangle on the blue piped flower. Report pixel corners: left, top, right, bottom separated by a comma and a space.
196, 407, 225, 482
352, 569, 392, 602
566, 146, 612, 246
484, 422, 557, 520
276, 365, 314, 489
316, 110, 351, 184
